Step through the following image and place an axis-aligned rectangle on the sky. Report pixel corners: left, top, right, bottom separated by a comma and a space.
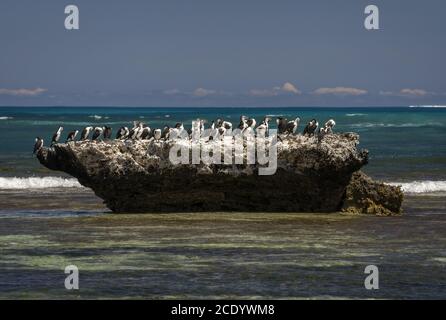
0, 0, 445, 107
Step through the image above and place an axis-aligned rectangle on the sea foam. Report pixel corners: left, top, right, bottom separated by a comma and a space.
0, 116, 13, 120
345, 113, 367, 117
389, 181, 446, 194
89, 115, 110, 120
409, 105, 446, 108
350, 122, 443, 128
0, 177, 82, 189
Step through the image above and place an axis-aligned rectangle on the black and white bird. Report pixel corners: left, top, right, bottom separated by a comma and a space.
323, 119, 336, 134
191, 119, 203, 138
303, 119, 319, 136
169, 122, 185, 139
217, 126, 226, 139
80, 126, 93, 141
33, 137, 44, 154
66, 130, 79, 142
199, 119, 206, 134
103, 126, 112, 140
208, 120, 219, 140
216, 119, 232, 136
246, 117, 256, 130
285, 117, 301, 134
161, 125, 170, 139
128, 121, 142, 140
91, 127, 104, 141
51, 126, 63, 145
153, 128, 162, 140
238, 115, 248, 131
140, 125, 152, 140
276, 117, 288, 134
256, 117, 271, 137
116, 126, 129, 140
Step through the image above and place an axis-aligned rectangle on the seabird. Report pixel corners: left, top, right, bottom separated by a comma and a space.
276, 117, 288, 134
169, 122, 185, 139
323, 119, 336, 133
191, 118, 204, 136
285, 117, 301, 134
218, 126, 226, 139
223, 121, 233, 130
80, 126, 93, 140
103, 126, 112, 140
246, 117, 256, 130
128, 121, 141, 140
140, 125, 152, 140
51, 126, 63, 145
33, 137, 44, 154
66, 130, 79, 142
303, 119, 319, 136
91, 127, 104, 141
238, 115, 248, 131
153, 128, 162, 140
116, 127, 129, 140
216, 118, 232, 130
134, 123, 145, 139
256, 116, 271, 136
161, 125, 170, 139
199, 119, 206, 133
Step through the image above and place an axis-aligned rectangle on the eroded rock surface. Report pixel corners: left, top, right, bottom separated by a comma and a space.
36, 133, 403, 214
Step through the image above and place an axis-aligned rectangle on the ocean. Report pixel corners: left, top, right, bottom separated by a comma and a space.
0, 106, 445, 299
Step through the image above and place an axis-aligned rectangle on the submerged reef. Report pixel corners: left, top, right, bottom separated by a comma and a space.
36, 133, 403, 215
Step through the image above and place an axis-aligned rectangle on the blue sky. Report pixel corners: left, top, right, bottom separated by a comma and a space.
0, 0, 445, 107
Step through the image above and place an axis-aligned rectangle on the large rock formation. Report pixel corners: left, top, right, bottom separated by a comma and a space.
36, 133, 403, 215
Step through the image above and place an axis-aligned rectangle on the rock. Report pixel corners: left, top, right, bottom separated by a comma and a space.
36, 133, 402, 215
342, 171, 403, 216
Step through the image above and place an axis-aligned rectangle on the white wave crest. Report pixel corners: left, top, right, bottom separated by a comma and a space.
389, 181, 446, 194
409, 105, 446, 108
0, 177, 82, 190
89, 115, 110, 120
350, 122, 443, 128
0, 116, 13, 120
345, 113, 367, 117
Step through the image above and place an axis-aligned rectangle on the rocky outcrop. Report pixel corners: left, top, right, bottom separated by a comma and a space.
36, 133, 403, 215
342, 171, 403, 216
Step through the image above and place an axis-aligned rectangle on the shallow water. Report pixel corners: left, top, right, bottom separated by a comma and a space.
0, 106, 445, 299
0, 190, 445, 299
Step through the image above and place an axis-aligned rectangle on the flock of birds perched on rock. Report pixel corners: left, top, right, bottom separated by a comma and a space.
33, 115, 336, 154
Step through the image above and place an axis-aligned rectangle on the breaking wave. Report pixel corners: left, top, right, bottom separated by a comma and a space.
409, 105, 446, 108
345, 113, 367, 117
389, 180, 446, 194
350, 122, 444, 128
0, 177, 82, 189
89, 115, 110, 120
0, 116, 13, 120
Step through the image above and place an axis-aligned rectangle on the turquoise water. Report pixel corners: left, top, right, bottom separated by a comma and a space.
1, 106, 446, 184
0, 106, 446, 299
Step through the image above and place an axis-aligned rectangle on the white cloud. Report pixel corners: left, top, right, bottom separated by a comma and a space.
0, 88, 47, 96
281, 82, 301, 94
193, 88, 217, 97
312, 87, 368, 96
249, 82, 301, 97
399, 88, 429, 97
380, 88, 431, 97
